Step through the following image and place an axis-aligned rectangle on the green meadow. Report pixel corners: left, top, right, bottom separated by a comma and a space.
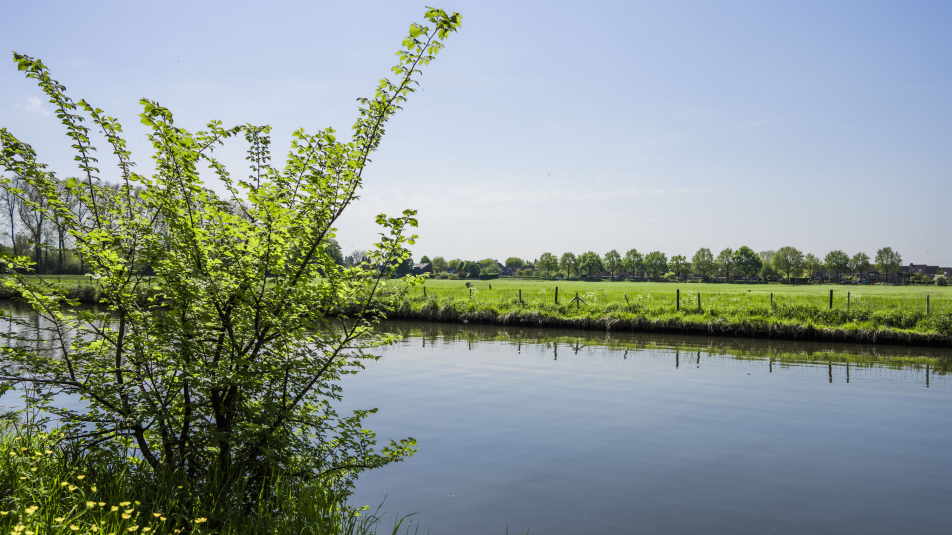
392, 279, 952, 342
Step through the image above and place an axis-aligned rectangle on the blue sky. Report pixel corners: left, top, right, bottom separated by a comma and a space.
2, 0, 950, 265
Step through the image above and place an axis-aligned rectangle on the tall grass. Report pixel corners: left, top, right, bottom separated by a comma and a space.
0, 421, 395, 535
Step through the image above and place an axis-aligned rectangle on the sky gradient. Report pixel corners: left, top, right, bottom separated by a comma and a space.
2, 0, 950, 265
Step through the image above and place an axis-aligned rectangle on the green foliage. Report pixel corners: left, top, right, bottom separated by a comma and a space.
624, 249, 643, 280
430, 256, 447, 272
577, 251, 603, 279
458, 261, 480, 278
803, 253, 822, 280
774, 246, 805, 282
603, 249, 622, 281
478, 258, 496, 268
691, 248, 716, 280
732, 246, 761, 281
643, 251, 667, 280
851, 252, 871, 276
824, 249, 851, 280
419, 255, 430, 264
936, 274, 949, 286
876, 247, 902, 281
716, 248, 734, 281
559, 252, 578, 278
536, 252, 558, 278
504, 257, 524, 268
0, 7, 462, 514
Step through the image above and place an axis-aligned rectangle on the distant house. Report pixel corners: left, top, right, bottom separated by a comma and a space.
412, 263, 433, 275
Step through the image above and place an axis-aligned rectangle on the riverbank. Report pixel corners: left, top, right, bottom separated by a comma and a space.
388, 280, 952, 347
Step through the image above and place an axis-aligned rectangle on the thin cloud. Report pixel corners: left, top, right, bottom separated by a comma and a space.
20, 97, 51, 116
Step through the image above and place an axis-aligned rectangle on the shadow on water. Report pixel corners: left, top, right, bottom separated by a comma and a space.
376, 319, 952, 375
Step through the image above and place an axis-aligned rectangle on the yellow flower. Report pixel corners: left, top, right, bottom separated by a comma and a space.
70, 526, 80, 531
18, 477, 26, 480
122, 514, 131, 519
119, 501, 131, 507
55, 517, 65, 522
87, 501, 97, 508
92, 528, 99, 532
160, 517, 167, 521
135, 501, 140, 506
60, 482, 68, 486
68, 485, 77, 491
45, 450, 53, 455
142, 529, 151, 533
77, 475, 85, 480
0, 511, 7, 515
194, 518, 207, 524
111, 506, 119, 512
125, 509, 134, 514
25, 506, 39, 515
99, 502, 106, 507
20, 447, 27, 451
30, 467, 37, 472
91, 486, 98, 492
153, 513, 161, 518
26, 531, 35, 535
173, 530, 181, 534
128, 527, 139, 532
12, 525, 24, 533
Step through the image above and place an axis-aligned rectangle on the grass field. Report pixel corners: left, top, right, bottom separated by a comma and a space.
391, 278, 952, 342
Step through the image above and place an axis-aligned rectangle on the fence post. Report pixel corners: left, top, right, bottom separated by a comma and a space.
469, 287, 472, 299
829, 289, 833, 309
625, 294, 629, 305
770, 293, 773, 307
676, 289, 680, 311
927, 294, 930, 315
555, 286, 558, 305
847, 291, 850, 312
519, 288, 522, 304
423, 286, 427, 298
698, 292, 701, 312
576, 291, 580, 311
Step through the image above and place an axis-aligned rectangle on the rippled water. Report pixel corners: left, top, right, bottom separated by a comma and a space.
339, 321, 952, 535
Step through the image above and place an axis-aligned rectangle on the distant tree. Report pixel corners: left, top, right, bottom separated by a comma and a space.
0, 174, 21, 256
623, 248, 643, 280
431, 256, 448, 272
732, 246, 762, 282
560, 252, 578, 278
482, 262, 500, 275
691, 248, 716, 280
419, 255, 431, 264
773, 246, 804, 283
824, 250, 851, 282
326, 238, 344, 266
345, 249, 369, 266
875, 247, 902, 285
668, 255, 687, 281
578, 251, 604, 279
758, 250, 775, 280
459, 260, 480, 278
393, 254, 414, 277
537, 252, 558, 278
504, 257, 524, 268
448, 259, 461, 271
716, 248, 734, 282
603, 249, 622, 281
643, 251, 668, 280
802, 253, 821, 281
851, 252, 871, 280
479, 258, 496, 268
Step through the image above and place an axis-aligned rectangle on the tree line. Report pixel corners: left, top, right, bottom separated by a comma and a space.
415, 246, 907, 283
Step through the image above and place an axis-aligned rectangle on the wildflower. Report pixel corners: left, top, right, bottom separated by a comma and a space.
194, 518, 207, 524
135, 501, 140, 506
122, 514, 132, 519
61, 482, 68, 486
91, 486, 98, 492
91, 527, 99, 532
142, 529, 152, 533
45, 450, 53, 455
0, 511, 7, 515
160, 517, 167, 521
12, 525, 25, 533
153, 513, 161, 518
87, 501, 97, 508
30, 467, 37, 472
20, 447, 27, 451
99, 502, 106, 507
111, 506, 119, 512
173, 530, 181, 533
77, 475, 85, 480
69, 485, 77, 491
55, 517, 65, 522
128, 527, 138, 532
19, 477, 26, 480
25, 506, 39, 515
70, 526, 80, 531
120, 501, 131, 507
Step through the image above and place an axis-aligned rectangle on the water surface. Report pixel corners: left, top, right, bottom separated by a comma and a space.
339, 321, 952, 534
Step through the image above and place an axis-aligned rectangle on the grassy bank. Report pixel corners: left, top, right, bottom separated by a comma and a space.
0, 424, 386, 535
388, 280, 952, 347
